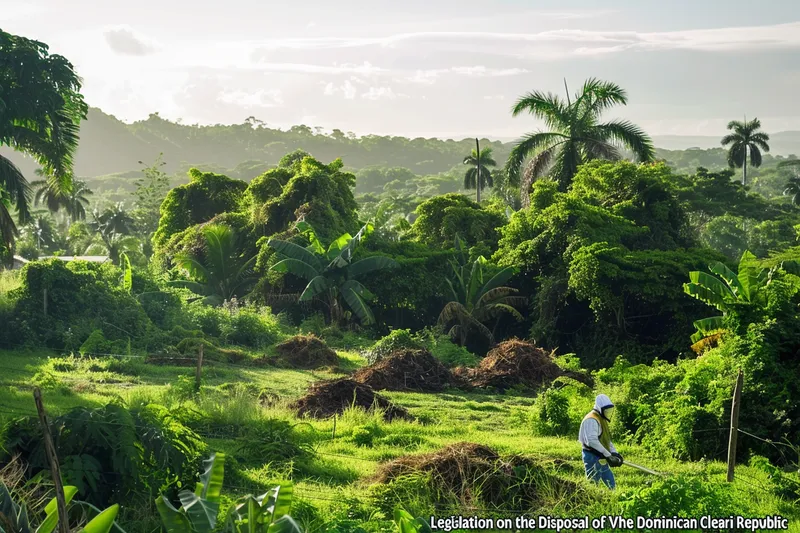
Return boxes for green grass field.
[1,348,798,532]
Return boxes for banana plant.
[267,221,398,326]
[226,484,301,533]
[156,453,225,533]
[683,250,777,350]
[0,482,121,533]
[393,508,431,533]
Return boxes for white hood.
[594,394,614,412]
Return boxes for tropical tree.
[92,203,134,235]
[0,29,88,254]
[506,78,655,206]
[683,250,774,352]
[463,139,496,203]
[267,221,398,326]
[169,224,257,305]
[22,212,57,251]
[438,237,526,346]
[32,173,92,221]
[90,227,141,265]
[720,117,770,187]
[784,177,800,205]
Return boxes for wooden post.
[33,387,70,533]
[727,369,744,482]
[195,343,204,392]
[43,288,47,317]
[332,415,337,440]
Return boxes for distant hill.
[2,108,798,187]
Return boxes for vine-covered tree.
[506,78,654,206]
[721,117,770,187]
[0,29,88,254]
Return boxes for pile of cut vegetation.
[353,349,452,392]
[274,334,338,369]
[457,339,590,390]
[290,378,413,421]
[372,442,576,509]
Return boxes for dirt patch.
[290,378,413,421]
[353,349,452,392]
[274,334,339,369]
[456,338,591,391]
[372,442,576,509]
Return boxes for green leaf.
[37,486,79,533]
[341,280,375,325]
[199,453,225,503]
[709,262,743,297]
[693,316,724,334]
[295,221,325,255]
[120,252,132,293]
[267,516,303,533]
[78,504,119,533]
[326,233,353,260]
[267,239,323,271]
[177,491,219,533]
[264,483,293,523]
[346,256,399,279]
[299,276,331,301]
[155,496,192,533]
[270,258,320,281]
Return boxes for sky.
[2,0,800,139]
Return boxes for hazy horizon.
[3,0,800,139]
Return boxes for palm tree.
[463,139,496,203]
[169,224,257,306]
[266,221,398,325]
[784,177,800,205]
[0,29,88,255]
[721,117,770,187]
[32,173,92,222]
[22,213,57,252]
[90,228,141,266]
[437,237,527,346]
[506,78,655,206]
[91,203,134,235]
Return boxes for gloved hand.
[612,452,624,465]
[606,454,623,467]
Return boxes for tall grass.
[0,270,21,313]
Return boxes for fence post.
[43,288,47,317]
[727,368,744,482]
[33,387,70,533]
[332,414,337,440]
[195,343,204,392]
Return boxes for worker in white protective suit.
[578,394,623,489]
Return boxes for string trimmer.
[623,460,665,476]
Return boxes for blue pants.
[582,450,616,489]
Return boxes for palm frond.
[595,120,655,162]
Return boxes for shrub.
[364,329,424,365]
[619,474,744,520]
[221,307,280,348]
[531,387,573,436]
[79,329,129,356]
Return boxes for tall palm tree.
[91,203,134,235]
[463,139,496,203]
[506,78,655,206]
[721,117,770,187]
[90,228,141,266]
[169,224,257,306]
[0,29,88,255]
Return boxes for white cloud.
[103,26,159,56]
[483,94,506,101]
[323,78,359,99]
[361,87,407,101]
[402,66,528,84]
[218,88,283,107]
[247,21,800,59]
